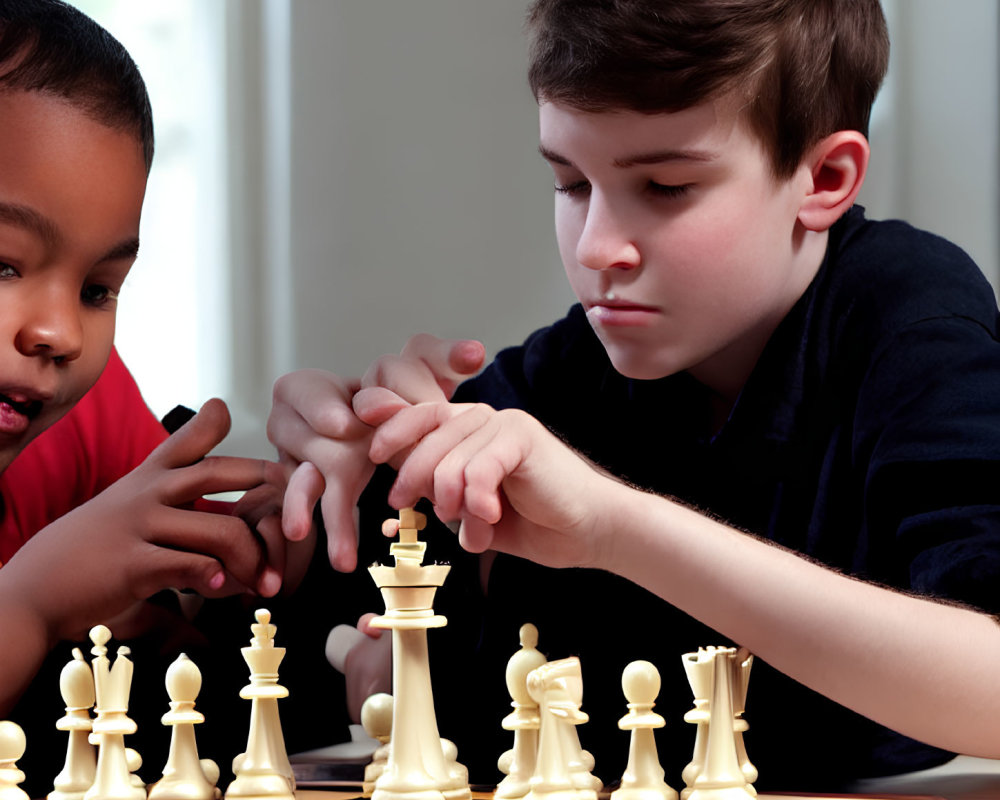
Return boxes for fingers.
[363,334,486,402]
[282,461,324,542]
[146,508,267,595]
[157,455,276,507]
[270,369,367,443]
[153,398,232,468]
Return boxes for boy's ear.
[796,130,870,232]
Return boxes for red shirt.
[0,348,168,564]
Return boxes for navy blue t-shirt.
[416,206,1000,792]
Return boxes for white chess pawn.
[148,654,220,800]
[495,623,546,799]
[362,693,393,797]
[49,649,97,800]
[0,721,30,800]
[610,661,677,800]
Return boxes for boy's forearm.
[0,580,55,717]
[601,485,1000,757]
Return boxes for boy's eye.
[0,262,19,279]
[81,283,120,308]
[554,180,590,196]
[648,181,691,198]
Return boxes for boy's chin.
[604,350,676,381]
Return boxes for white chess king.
[368,508,470,800]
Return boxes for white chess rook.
[368,508,470,800]
[684,648,755,800]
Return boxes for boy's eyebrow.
[0,201,139,262]
[538,145,717,168]
[0,201,59,246]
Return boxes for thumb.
[401,334,485,397]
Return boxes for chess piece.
[683,648,755,800]
[0,721,29,800]
[524,657,599,800]
[610,661,677,800]
[84,626,146,800]
[49,648,97,800]
[361,693,393,797]
[225,609,295,800]
[148,654,220,800]
[368,508,471,800]
[495,623,547,799]
[731,651,756,789]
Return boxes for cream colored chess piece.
[148,654,220,800]
[49,648,97,800]
[610,661,677,800]
[225,609,295,800]
[682,648,755,800]
[0,721,29,800]
[84,625,146,800]
[368,508,470,800]
[524,657,599,800]
[361,693,393,797]
[496,623,547,799]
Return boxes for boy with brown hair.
[270,0,1000,791]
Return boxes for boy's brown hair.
[526,0,889,179]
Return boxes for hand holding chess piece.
[610,661,677,800]
[148,654,220,800]
[0,721,29,800]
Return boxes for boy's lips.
[586,298,661,326]
[0,391,44,436]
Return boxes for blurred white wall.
[98,0,997,458]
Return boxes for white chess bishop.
[495,623,547,800]
[48,649,97,800]
[368,508,470,800]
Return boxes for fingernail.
[209,571,225,590]
[260,568,282,597]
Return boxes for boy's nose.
[17,290,84,363]
[575,196,641,272]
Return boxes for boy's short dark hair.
[526,0,889,179]
[0,0,154,171]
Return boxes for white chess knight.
[681,647,756,800]
[368,508,470,800]
[524,656,601,800]
[226,609,295,800]
[496,623,547,800]
[48,649,97,800]
[147,654,220,800]
[610,661,677,800]
[84,625,146,800]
